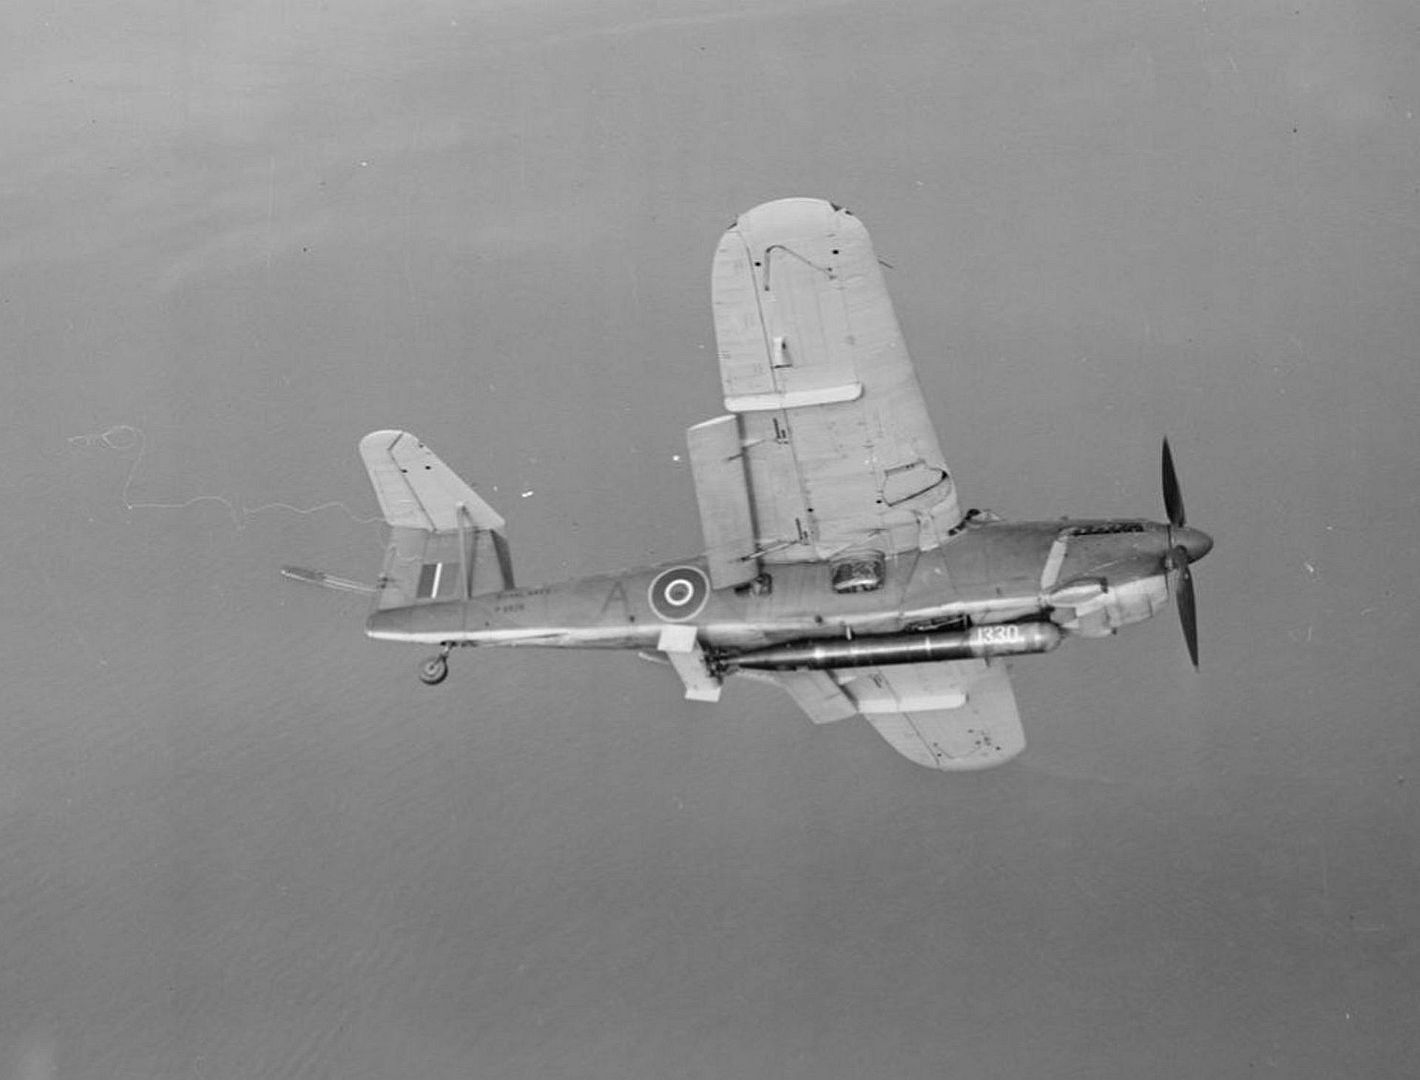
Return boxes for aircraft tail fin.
[358,430,514,608]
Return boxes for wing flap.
[359,431,514,606]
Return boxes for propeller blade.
[1173,550,1199,668]
[1162,438,1186,528]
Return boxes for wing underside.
[756,659,1026,771]
[693,198,961,578]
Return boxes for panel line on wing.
[762,243,834,290]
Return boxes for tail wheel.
[419,654,449,686]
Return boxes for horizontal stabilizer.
[359,430,515,604]
[359,430,504,533]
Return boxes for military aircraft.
[285,197,1212,770]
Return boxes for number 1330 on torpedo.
[285,198,1212,771]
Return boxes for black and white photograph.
[4,2,1418,1076]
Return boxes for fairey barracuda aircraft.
[285,198,1212,771]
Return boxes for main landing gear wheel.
[418,650,450,686]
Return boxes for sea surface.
[3,3,1418,1077]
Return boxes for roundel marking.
[648,565,710,622]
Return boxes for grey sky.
[3,2,1418,1077]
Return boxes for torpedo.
[725,622,1063,672]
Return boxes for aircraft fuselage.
[365,516,1213,660]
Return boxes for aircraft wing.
[698,198,961,577]
[758,660,1026,771]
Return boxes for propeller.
[1161,438,1206,668]
[1162,438,1186,530]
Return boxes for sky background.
[3,1,1418,1077]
